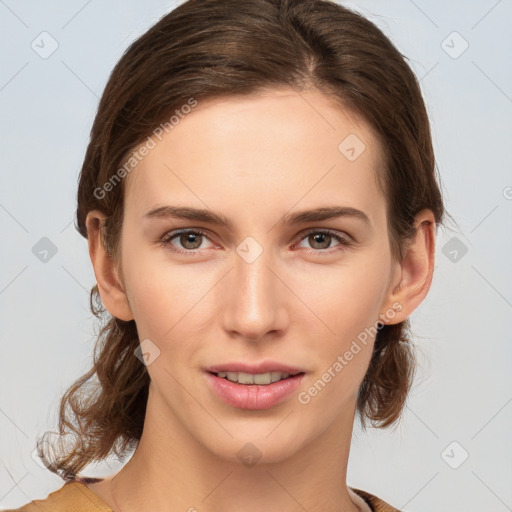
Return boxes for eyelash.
[158,228,353,256]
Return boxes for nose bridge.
[222,238,285,338]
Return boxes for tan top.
[4,480,402,512]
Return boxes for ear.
[85,210,134,321]
[379,209,436,325]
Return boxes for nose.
[220,243,289,342]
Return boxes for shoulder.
[2,481,113,512]
[6,481,399,512]
[350,486,403,512]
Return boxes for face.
[112,88,402,463]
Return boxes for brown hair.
[38,0,451,480]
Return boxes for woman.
[8,0,447,510]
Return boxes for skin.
[85,87,436,512]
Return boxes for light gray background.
[1,1,511,510]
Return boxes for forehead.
[123,88,386,226]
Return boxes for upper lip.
[206,361,306,375]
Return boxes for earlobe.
[85,210,134,321]
[379,209,436,325]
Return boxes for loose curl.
[37,0,450,480]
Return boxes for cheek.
[121,243,219,342]
[297,254,389,338]
[296,274,381,410]
[120,241,178,337]
[293,254,388,394]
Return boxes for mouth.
[206,370,306,409]
[208,370,305,386]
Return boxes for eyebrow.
[143,205,372,230]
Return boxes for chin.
[197,425,307,467]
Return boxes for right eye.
[159,229,215,254]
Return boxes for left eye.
[296,230,352,251]
[159,229,351,254]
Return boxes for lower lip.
[206,372,305,410]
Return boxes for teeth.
[216,371,293,385]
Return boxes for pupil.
[182,233,201,249]
[311,233,330,249]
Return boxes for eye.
[159,228,353,255]
[159,229,214,255]
[295,229,353,253]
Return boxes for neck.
[101,388,363,512]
